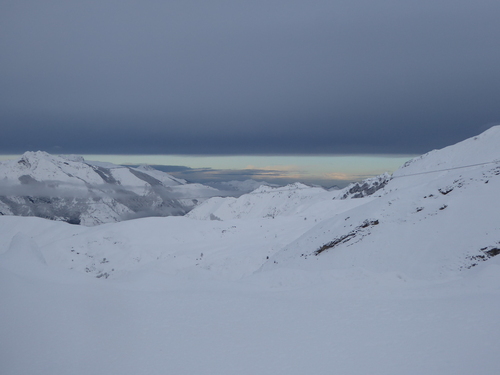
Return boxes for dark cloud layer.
[1,1,500,155]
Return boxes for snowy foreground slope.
[2,127,500,374]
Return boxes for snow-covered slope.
[187,173,396,222]
[1,127,500,375]
[0,152,220,225]
[395,125,500,177]
[187,182,370,222]
[260,126,500,280]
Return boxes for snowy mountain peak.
[204,179,278,194]
[20,150,51,160]
[252,182,312,194]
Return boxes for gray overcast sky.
[1,0,500,155]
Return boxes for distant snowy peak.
[252,182,312,193]
[205,179,278,194]
[2,151,185,189]
[187,182,341,221]
[11,151,103,185]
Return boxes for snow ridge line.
[393,160,500,179]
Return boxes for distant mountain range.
[2,125,500,234]
[0,152,222,225]
[0,151,389,225]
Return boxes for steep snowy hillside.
[395,125,500,177]
[261,126,500,280]
[0,152,220,225]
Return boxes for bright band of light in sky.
[0,154,415,186]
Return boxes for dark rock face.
[461,246,500,269]
[127,168,163,186]
[91,166,120,185]
[314,219,380,255]
[0,195,84,224]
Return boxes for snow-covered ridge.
[0,151,221,225]
[394,125,500,177]
[204,179,278,194]
[187,174,393,222]
[186,182,361,221]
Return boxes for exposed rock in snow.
[338,173,391,199]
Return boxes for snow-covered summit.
[2,151,184,189]
[9,151,104,185]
